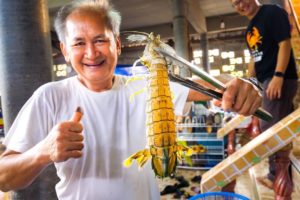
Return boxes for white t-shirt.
[4,75,189,200]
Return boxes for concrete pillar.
[172,0,191,77]
[0,0,58,199]
[200,33,210,72]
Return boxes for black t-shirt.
[245,4,298,82]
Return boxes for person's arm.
[0,119,83,192]
[186,78,214,102]
[247,58,256,78]
[266,39,291,100]
[0,144,52,191]
[187,76,262,116]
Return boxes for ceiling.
[46,0,254,57]
[47,0,274,54]
[47,0,240,34]
[109,0,237,31]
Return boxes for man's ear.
[60,42,70,63]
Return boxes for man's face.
[231,0,259,19]
[60,10,121,91]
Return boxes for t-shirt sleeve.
[170,82,189,115]
[3,88,54,153]
[269,5,291,43]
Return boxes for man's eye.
[95,39,108,44]
[73,42,85,46]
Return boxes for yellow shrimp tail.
[177,144,193,156]
[176,142,191,161]
[177,144,206,156]
[152,150,177,178]
[123,149,151,168]
[123,158,134,167]
[183,155,193,167]
[176,145,193,166]
[186,149,194,156]
[176,150,183,164]
[190,145,206,154]
[176,143,206,167]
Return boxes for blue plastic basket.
[189,192,250,200]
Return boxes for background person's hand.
[266,76,283,100]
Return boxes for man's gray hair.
[54,0,121,43]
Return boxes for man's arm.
[0,145,52,192]
[266,39,291,100]
[276,39,291,73]
[0,119,84,192]
[186,78,214,102]
[248,58,256,77]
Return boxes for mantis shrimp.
[123,32,205,178]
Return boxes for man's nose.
[85,44,98,59]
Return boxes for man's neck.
[248,3,262,20]
[77,75,115,92]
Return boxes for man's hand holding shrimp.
[188,77,262,116]
[219,78,262,115]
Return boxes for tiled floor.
[158,154,300,200]
[157,168,255,200]
[157,137,300,200]
[158,169,204,200]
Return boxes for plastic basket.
[189,192,250,200]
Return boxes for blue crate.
[189,192,250,200]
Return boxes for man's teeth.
[85,61,104,66]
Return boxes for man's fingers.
[233,85,261,115]
[277,89,282,99]
[51,142,84,162]
[234,91,256,115]
[70,107,83,122]
[68,123,83,132]
[248,96,262,115]
[221,78,262,115]
[67,132,84,142]
[48,108,85,163]
[222,78,241,111]
[65,142,84,151]
[60,150,83,160]
[221,88,237,111]
[68,150,83,158]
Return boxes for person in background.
[230,0,298,190]
[0,0,263,199]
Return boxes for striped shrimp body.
[123,33,205,178]
[147,57,177,177]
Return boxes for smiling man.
[0,0,263,199]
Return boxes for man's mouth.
[84,60,105,67]
[240,4,249,13]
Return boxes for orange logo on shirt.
[246,27,262,51]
